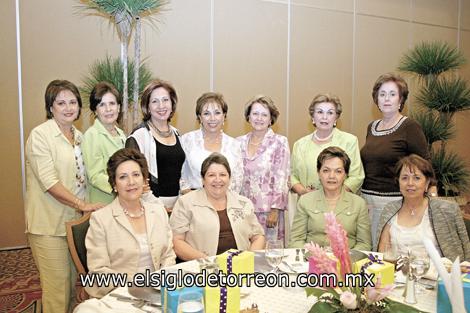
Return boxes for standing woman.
[126,79,185,213]
[291,94,364,196]
[82,82,126,204]
[361,73,432,247]
[25,80,103,313]
[180,92,243,193]
[237,95,290,242]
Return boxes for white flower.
[340,291,358,310]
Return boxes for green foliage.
[432,148,470,196]
[410,110,454,147]
[398,41,465,77]
[80,55,153,107]
[78,0,167,20]
[416,77,470,113]
[399,41,470,195]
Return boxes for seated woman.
[289,146,371,250]
[376,154,470,261]
[85,148,176,298]
[170,153,265,260]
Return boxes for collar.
[315,187,350,214]
[192,189,244,211]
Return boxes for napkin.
[423,237,466,313]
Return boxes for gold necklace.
[149,121,172,138]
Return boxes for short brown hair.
[394,154,436,187]
[89,82,122,123]
[45,80,82,120]
[107,148,149,193]
[372,73,409,112]
[140,79,178,122]
[195,92,228,122]
[317,146,351,175]
[244,95,280,126]
[200,152,231,178]
[308,93,343,119]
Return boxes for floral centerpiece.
[305,212,427,313]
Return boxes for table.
[74,249,437,313]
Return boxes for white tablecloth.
[74,249,437,313]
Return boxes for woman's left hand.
[267,208,279,228]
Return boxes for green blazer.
[289,188,371,250]
[82,119,126,204]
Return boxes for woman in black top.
[126,79,185,213]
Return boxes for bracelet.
[74,198,83,210]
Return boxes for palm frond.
[77,0,167,18]
[398,41,465,77]
[80,55,154,108]
[410,109,455,147]
[432,148,470,196]
[415,77,470,113]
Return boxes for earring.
[333,122,337,127]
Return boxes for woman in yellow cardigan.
[289,146,371,250]
[25,80,103,313]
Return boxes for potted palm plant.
[77,0,168,131]
[80,55,154,131]
[398,41,470,199]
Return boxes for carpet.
[0,248,41,313]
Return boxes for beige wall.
[1,0,470,248]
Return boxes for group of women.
[25,73,470,312]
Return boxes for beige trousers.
[28,234,77,313]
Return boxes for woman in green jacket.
[82,82,126,204]
[289,146,371,250]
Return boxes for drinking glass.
[265,239,284,273]
[383,243,399,264]
[410,250,431,294]
[177,291,204,313]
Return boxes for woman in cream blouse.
[170,153,265,260]
[85,148,175,298]
[25,80,103,313]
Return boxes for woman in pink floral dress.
[237,95,290,242]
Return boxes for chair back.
[66,213,91,274]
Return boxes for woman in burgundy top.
[360,73,433,248]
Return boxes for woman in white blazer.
[85,148,176,298]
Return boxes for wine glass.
[177,291,204,313]
[265,239,284,273]
[410,250,431,294]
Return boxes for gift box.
[205,286,240,313]
[353,256,394,286]
[161,286,204,313]
[216,249,254,275]
[437,273,470,313]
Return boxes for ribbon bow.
[360,253,384,275]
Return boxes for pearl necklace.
[313,130,333,142]
[123,206,145,218]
